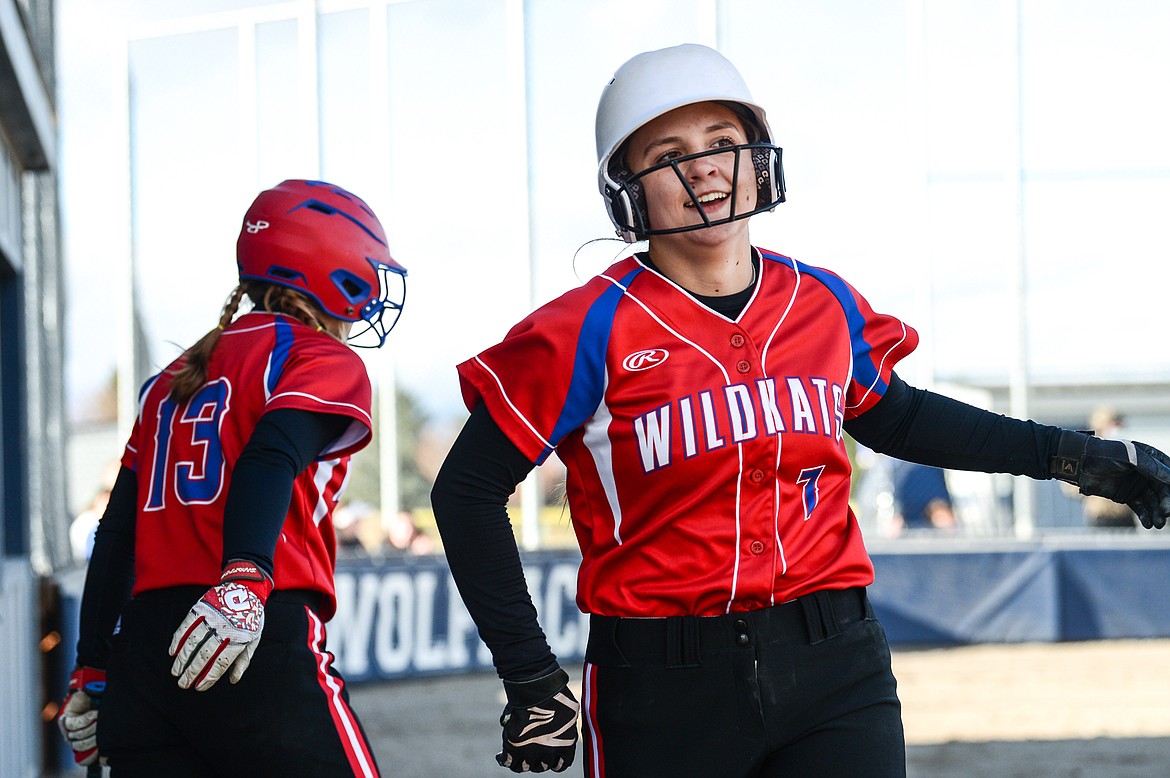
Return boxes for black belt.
[587,587,873,668]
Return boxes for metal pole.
[368,1,401,528]
[1003,0,1034,538]
[117,25,135,444]
[511,0,540,550]
[904,0,935,390]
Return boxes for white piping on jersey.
[138,373,162,415]
[599,270,750,614]
[262,351,275,403]
[336,461,351,503]
[581,371,624,545]
[267,390,374,430]
[845,321,913,412]
[219,317,284,336]
[126,372,165,459]
[600,270,734,380]
[312,458,341,526]
[758,258,801,586]
[471,356,555,452]
[222,316,290,402]
[845,352,856,418]
[633,251,763,325]
[306,608,379,778]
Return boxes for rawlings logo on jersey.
[622,349,669,372]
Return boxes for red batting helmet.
[237,179,406,348]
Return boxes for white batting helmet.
[596,43,786,242]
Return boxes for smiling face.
[623,101,757,245]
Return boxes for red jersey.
[458,248,917,617]
[121,312,373,619]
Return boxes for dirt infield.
[894,639,1170,744]
[349,638,1170,777]
[893,639,1170,777]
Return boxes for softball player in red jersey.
[430,44,1170,777]
[57,180,406,777]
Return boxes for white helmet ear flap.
[610,187,640,243]
[774,148,787,205]
[755,146,786,210]
[602,164,647,243]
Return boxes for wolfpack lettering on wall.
[331,553,588,682]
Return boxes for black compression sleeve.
[221,408,352,575]
[76,465,137,670]
[430,403,557,681]
[844,373,1061,479]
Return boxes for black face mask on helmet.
[605,142,786,240]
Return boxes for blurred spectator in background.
[334,501,434,556]
[69,460,120,562]
[333,500,374,556]
[385,510,434,555]
[70,488,109,563]
[890,461,958,535]
[853,451,961,537]
[1076,406,1139,530]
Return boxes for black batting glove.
[1050,431,1170,529]
[497,665,579,773]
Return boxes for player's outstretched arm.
[497,665,580,773]
[1049,431,1170,529]
[847,373,1170,531]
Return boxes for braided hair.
[168,281,342,404]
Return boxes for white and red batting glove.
[497,666,580,773]
[169,560,273,691]
[57,666,106,766]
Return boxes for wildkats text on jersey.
[633,375,846,473]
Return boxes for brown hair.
[168,281,343,404]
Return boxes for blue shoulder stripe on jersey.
[759,249,888,395]
[139,370,165,402]
[268,316,294,394]
[543,266,643,459]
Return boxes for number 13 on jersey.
[144,379,232,510]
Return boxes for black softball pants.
[581,587,906,777]
[98,586,381,777]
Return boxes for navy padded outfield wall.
[866,538,1170,644]
[322,538,1170,682]
[56,537,1170,686]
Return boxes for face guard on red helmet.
[237,179,406,348]
[596,44,786,243]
